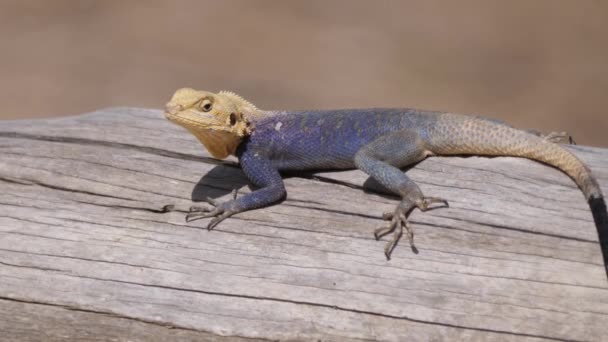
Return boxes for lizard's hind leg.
[354,130,449,259]
[525,129,576,145]
[543,131,576,145]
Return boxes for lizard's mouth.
[164,104,221,130]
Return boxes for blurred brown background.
[1,0,607,146]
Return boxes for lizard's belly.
[263,124,377,170]
[272,156,356,171]
[269,143,359,171]
[245,130,366,171]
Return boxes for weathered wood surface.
[0,107,607,342]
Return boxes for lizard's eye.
[199,99,213,112]
[229,113,237,126]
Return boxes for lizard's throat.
[187,128,242,159]
[165,111,244,159]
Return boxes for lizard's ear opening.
[229,112,252,137]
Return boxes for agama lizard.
[165,88,608,277]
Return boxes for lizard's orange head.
[165,88,259,159]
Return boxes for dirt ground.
[1,0,606,146]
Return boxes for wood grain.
[0,108,606,341]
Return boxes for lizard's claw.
[374,210,413,260]
[186,190,240,230]
[375,196,448,259]
[186,203,236,230]
[185,203,221,223]
[416,197,449,211]
[206,211,235,230]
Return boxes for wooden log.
[0,107,606,341]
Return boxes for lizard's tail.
[427,114,608,277]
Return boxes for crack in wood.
[0,131,238,167]
[3,176,136,201]
[0,297,269,341]
[434,214,597,244]
[0,248,191,275]
[1,150,200,184]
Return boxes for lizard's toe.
[204,197,221,206]
[206,211,235,230]
[189,205,210,212]
[375,195,448,259]
[378,211,414,260]
[375,206,416,259]
[374,216,398,240]
[189,197,222,211]
[186,198,238,229]
[186,207,223,223]
[187,197,223,219]
[382,211,393,220]
[417,196,449,212]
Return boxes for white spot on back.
[275,122,283,131]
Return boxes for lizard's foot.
[543,131,576,145]
[375,196,449,259]
[374,209,411,260]
[186,190,239,230]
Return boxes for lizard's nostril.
[165,103,182,114]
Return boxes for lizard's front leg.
[354,130,448,259]
[187,150,286,230]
